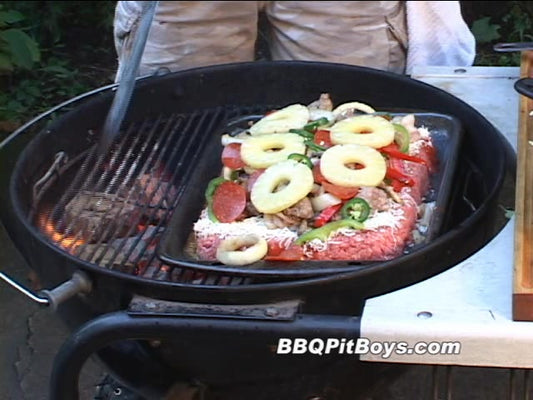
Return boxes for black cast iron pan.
[157,110,463,278]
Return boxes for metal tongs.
[98,1,159,154]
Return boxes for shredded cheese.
[418,126,431,138]
[194,211,297,247]
[364,208,405,230]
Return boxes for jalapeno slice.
[295,219,364,245]
[289,128,314,139]
[341,197,371,222]
[393,123,410,153]
[288,153,313,169]
[304,140,326,152]
[303,117,330,132]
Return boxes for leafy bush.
[463,1,533,66]
[0,4,40,71]
[0,1,115,135]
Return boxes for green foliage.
[502,3,533,42]
[469,1,533,67]
[4,1,115,47]
[0,4,40,72]
[471,17,501,44]
[0,1,115,133]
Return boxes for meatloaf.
[192,96,438,265]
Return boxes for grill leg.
[526,369,531,400]
[509,369,533,400]
[432,365,453,400]
[510,369,518,400]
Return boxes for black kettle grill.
[0,61,515,399]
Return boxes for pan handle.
[0,270,92,310]
[515,78,533,99]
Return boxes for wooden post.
[513,51,533,321]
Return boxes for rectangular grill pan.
[158,109,463,279]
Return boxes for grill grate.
[34,106,267,285]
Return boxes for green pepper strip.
[295,219,364,245]
[303,117,330,132]
[392,123,410,153]
[305,140,326,152]
[288,153,313,169]
[289,128,314,139]
[205,177,227,222]
[341,197,371,222]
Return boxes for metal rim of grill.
[3,61,511,305]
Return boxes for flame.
[39,214,85,251]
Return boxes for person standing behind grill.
[113,1,475,81]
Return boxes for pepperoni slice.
[212,181,247,223]
[221,143,246,170]
[321,181,360,200]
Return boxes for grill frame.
[1,61,512,313]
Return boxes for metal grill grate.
[33,106,267,285]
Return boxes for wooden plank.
[513,51,533,321]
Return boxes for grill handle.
[0,270,92,310]
[50,310,361,400]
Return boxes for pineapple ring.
[329,115,395,148]
[332,101,376,118]
[216,235,268,265]
[320,144,386,187]
[251,159,314,214]
[249,104,310,135]
[240,133,306,169]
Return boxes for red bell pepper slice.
[314,203,343,227]
[265,244,304,261]
[386,166,414,187]
[379,143,427,165]
[314,129,333,148]
[391,180,404,192]
[312,163,327,184]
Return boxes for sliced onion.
[308,109,335,124]
[311,183,322,195]
[418,201,435,232]
[221,133,248,146]
[311,192,342,212]
[222,166,234,180]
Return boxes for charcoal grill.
[0,61,514,399]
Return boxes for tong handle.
[98,1,159,153]
[494,42,533,52]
